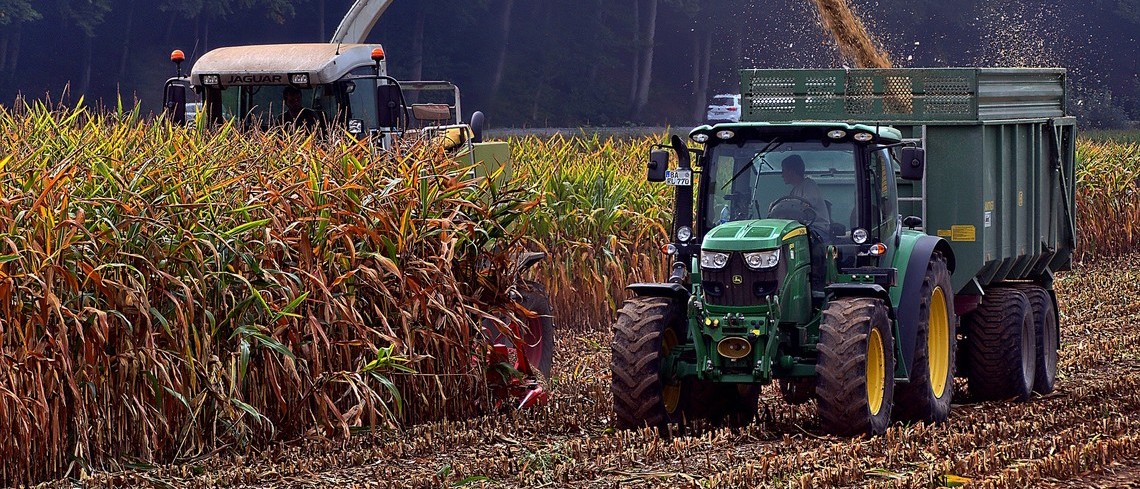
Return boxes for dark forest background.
[1,0,1138,127]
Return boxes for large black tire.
[611,297,695,430]
[1020,286,1059,394]
[894,252,957,423]
[779,377,817,405]
[517,280,555,378]
[815,297,895,437]
[964,288,1036,401]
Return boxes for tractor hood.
[702,219,806,252]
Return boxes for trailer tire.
[611,297,693,431]
[964,288,1036,402]
[894,252,957,423]
[816,297,895,437]
[1020,286,1059,394]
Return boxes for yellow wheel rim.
[929,286,950,398]
[661,329,681,414]
[867,328,885,416]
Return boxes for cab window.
[868,149,898,240]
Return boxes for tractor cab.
[699,124,905,273]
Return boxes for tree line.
[1,0,1138,127]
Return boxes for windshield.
[205,80,383,133]
[703,139,857,236]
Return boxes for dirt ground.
[50,256,1140,488]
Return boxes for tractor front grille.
[702,252,785,307]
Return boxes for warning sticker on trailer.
[951,225,976,242]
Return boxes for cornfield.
[3,102,1140,487]
[509,134,672,330]
[0,101,540,485]
[1074,138,1140,260]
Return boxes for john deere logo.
[732,275,743,285]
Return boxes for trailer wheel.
[894,252,957,423]
[1020,286,1059,394]
[611,297,693,430]
[964,288,1036,401]
[815,297,894,437]
[779,377,816,405]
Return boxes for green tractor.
[612,68,1074,436]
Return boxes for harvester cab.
[614,68,1073,437]
[161,44,510,183]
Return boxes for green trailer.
[611,68,1075,436]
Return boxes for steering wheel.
[767,195,818,225]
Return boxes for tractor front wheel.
[611,297,693,431]
[894,252,957,423]
[815,297,895,437]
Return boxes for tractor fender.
[627,282,690,302]
[825,284,894,314]
[895,235,956,376]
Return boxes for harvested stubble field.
[53,254,1140,488]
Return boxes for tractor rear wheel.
[964,288,1036,401]
[611,297,694,430]
[1020,286,1059,394]
[815,297,895,437]
[894,252,957,423]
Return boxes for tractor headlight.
[676,226,693,243]
[700,250,730,269]
[743,249,781,269]
[852,228,870,244]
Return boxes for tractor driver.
[281,86,321,130]
[774,154,831,229]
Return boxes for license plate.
[665,169,692,186]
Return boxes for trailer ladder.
[897,125,928,231]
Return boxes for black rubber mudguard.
[626,282,690,301]
[896,236,955,375]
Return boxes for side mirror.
[163,80,187,126]
[376,84,405,129]
[899,147,926,181]
[648,150,669,182]
[470,111,485,143]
